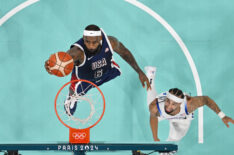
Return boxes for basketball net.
[55,79,105,144]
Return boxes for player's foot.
[64,96,77,116]
[144,66,157,84]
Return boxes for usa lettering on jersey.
[92,58,107,70]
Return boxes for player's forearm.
[119,48,142,74]
[204,96,221,114]
[150,115,159,141]
[66,47,84,65]
[204,96,234,127]
[67,49,78,62]
[110,37,142,74]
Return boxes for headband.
[83,30,101,36]
[167,92,184,103]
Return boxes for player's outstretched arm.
[187,96,234,127]
[149,99,160,141]
[108,36,151,90]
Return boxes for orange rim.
[54,79,105,130]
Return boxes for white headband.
[167,92,184,103]
[83,30,101,36]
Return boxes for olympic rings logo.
[72,132,87,140]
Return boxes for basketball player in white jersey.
[145,66,234,142]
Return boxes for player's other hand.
[139,71,151,90]
[44,60,53,75]
[222,116,234,128]
[154,137,160,142]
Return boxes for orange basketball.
[48,52,74,77]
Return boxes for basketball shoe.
[64,96,77,116]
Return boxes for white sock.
[144,66,157,106]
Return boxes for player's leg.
[167,119,192,142]
[144,66,157,106]
[65,73,94,116]
[158,119,192,155]
[64,61,120,116]
[64,73,77,116]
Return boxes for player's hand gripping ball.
[48,52,74,77]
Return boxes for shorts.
[70,62,121,95]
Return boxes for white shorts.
[167,118,192,142]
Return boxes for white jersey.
[156,92,194,120]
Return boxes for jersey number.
[94,69,103,78]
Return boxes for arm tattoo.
[187,96,206,113]
[187,96,221,114]
[203,96,221,114]
[108,36,142,73]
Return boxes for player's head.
[83,24,102,54]
[165,88,184,114]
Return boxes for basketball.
[48,52,74,77]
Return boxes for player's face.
[83,36,102,52]
[165,98,180,114]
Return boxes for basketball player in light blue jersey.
[145,66,234,144]
[45,24,150,116]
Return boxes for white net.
[55,80,105,129]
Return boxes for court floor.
[0,0,234,154]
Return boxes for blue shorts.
[70,64,121,95]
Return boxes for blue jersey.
[71,29,115,82]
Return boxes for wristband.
[218,111,226,119]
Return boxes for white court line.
[0,0,40,26]
[125,0,203,143]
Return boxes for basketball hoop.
[54,79,105,144]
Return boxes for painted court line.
[125,0,203,143]
[0,0,39,26]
